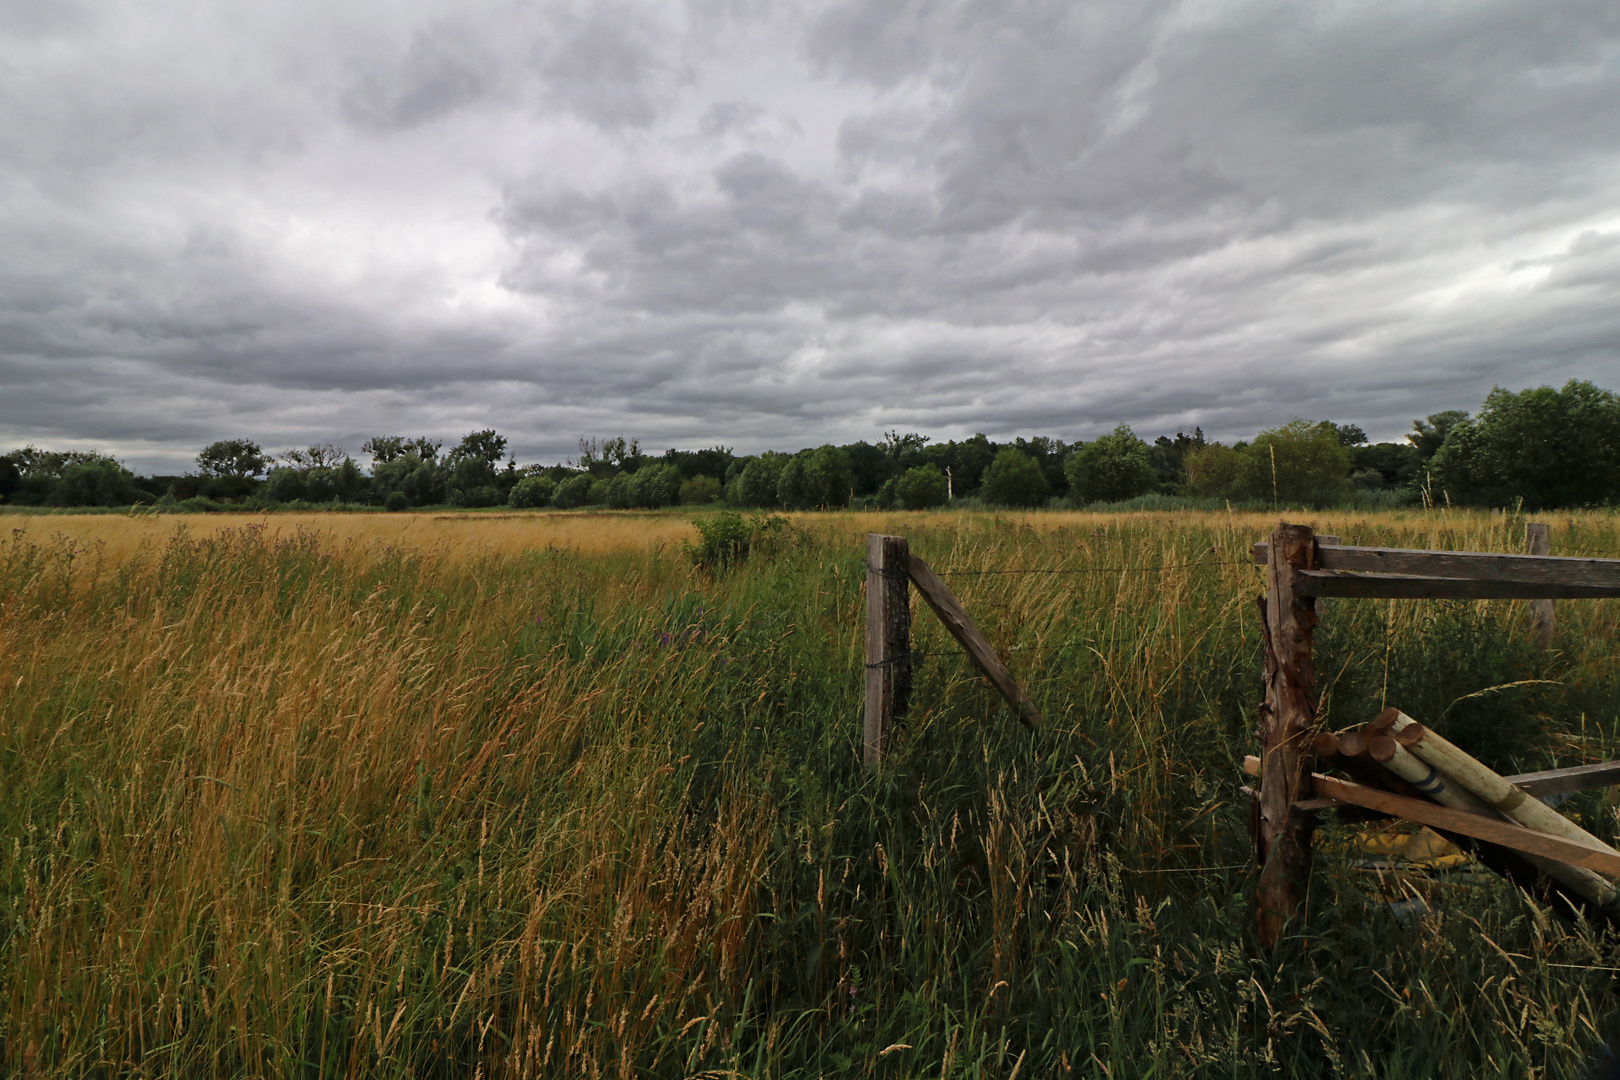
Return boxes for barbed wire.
[860,555,1253,669]
[865,556,1252,580]
[937,557,1252,576]
[865,639,1101,668]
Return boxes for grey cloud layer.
[2,0,1618,472]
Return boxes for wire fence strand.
[859,555,1256,669]
[934,557,1253,576]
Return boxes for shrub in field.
[980,447,1049,508]
[586,477,614,505]
[552,472,593,508]
[371,451,445,507]
[776,455,805,509]
[685,511,785,568]
[733,452,787,508]
[798,444,853,508]
[599,474,631,509]
[263,467,306,503]
[627,463,681,508]
[1233,419,1353,506]
[448,480,504,508]
[1066,425,1158,505]
[48,458,144,506]
[1184,442,1241,497]
[679,474,723,505]
[508,475,557,508]
[893,464,948,509]
[0,454,18,502]
[383,490,408,511]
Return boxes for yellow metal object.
[1327,823,1468,869]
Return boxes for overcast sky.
[3,0,1619,472]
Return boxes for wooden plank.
[1310,773,1620,877]
[1294,570,1620,600]
[864,534,912,766]
[1527,523,1556,645]
[1502,761,1620,798]
[1252,542,1620,587]
[1257,524,1318,950]
[904,554,1045,731]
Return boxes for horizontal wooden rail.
[1504,761,1620,798]
[1248,542,1620,601]
[1251,542,1620,586]
[1295,570,1620,600]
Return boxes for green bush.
[627,464,681,508]
[49,459,144,507]
[979,447,1049,508]
[799,445,853,509]
[893,464,948,509]
[1066,425,1158,505]
[552,473,593,509]
[679,475,723,505]
[600,475,631,509]
[383,491,409,512]
[1233,419,1352,506]
[684,512,786,569]
[733,453,786,508]
[508,475,557,508]
[1183,443,1241,497]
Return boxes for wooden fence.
[858,525,1620,949]
[1251,523,1620,947]
[863,533,1044,767]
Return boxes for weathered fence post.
[864,534,911,766]
[1527,522,1555,646]
[1257,523,1319,948]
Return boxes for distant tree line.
[3,380,1617,512]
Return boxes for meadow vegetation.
[3,507,1620,1077]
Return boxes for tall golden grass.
[2,507,1618,1076]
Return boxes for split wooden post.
[1257,523,1319,949]
[1527,522,1555,646]
[864,534,912,767]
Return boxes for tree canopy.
[1065,425,1158,505]
[8,382,1620,511]
[1429,381,1620,509]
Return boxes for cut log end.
[1393,722,1426,748]
[1368,707,1402,735]
[1368,734,1397,763]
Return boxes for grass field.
[4,507,1620,1077]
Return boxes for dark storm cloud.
[2,0,1619,473]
